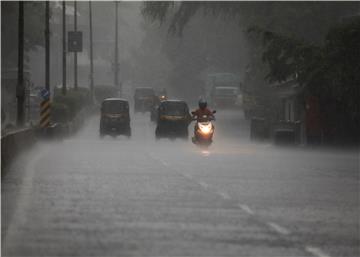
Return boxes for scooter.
[191,110,216,147]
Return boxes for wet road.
[2,110,359,256]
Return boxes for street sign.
[68,31,83,52]
[40,88,50,100]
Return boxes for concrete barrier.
[1,128,37,173]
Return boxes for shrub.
[52,87,93,125]
[51,102,70,123]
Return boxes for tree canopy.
[142,1,360,142]
[1,1,50,68]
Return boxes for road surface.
[2,109,359,256]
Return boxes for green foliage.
[142,1,360,142]
[321,18,360,127]
[248,26,323,86]
[142,2,173,25]
[142,2,358,41]
[51,102,70,123]
[53,87,91,122]
[1,1,51,67]
[252,18,360,141]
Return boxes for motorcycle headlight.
[199,123,212,134]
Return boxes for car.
[155,100,192,139]
[99,98,131,137]
[134,87,155,113]
[211,86,239,108]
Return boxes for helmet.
[198,98,207,110]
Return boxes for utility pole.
[39,0,52,129]
[62,1,67,95]
[89,1,94,101]
[17,1,25,127]
[45,1,50,92]
[114,1,120,96]
[74,0,78,90]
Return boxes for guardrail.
[1,105,98,175]
[1,128,37,173]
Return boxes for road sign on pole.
[40,88,50,100]
[68,31,82,52]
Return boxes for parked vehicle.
[100,98,131,137]
[155,100,191,139]
[134,87,155,113]
[191,111,216,147]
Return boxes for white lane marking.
[267,222,291,236]
[218,191,231,200]
[238,204,255,215]
[183,173,193,180]
[198,181,209,189]
[148,154,196,182]
[160,160,168,166]
[148,154,169,167]
[305,246,331,257]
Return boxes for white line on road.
[238,204,255,215]
[305,246,331,257]
[160,160,169,166]
[267,222,291,236]
[218,191,231,200]
[183,173,193,180]
[198,181,210,189]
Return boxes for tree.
[141,2,358,85]
[1,1,50,69]
[141,2,359,142]
[250,18,360,142]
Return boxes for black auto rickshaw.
[134,87,155,113]
[100,98,131,137]
[155,100,191,139]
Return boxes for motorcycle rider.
[191,98,215,144]
[192,98,215,121]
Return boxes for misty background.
[2,1,249,101]
[1,1,359,143]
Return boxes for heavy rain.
[1,1,359,257]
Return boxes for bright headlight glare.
[199,124,212,134]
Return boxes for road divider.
[1,128,36,173]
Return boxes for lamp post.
[45,1,50,92]
[114,1,120,95]
[74,0,78,90]
[62,0,67,95]
[17,1,25,127]
[89,1,94,101]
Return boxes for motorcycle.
[191,110,216,147]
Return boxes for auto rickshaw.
[155,100,191,139]
[100,98,131,137]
